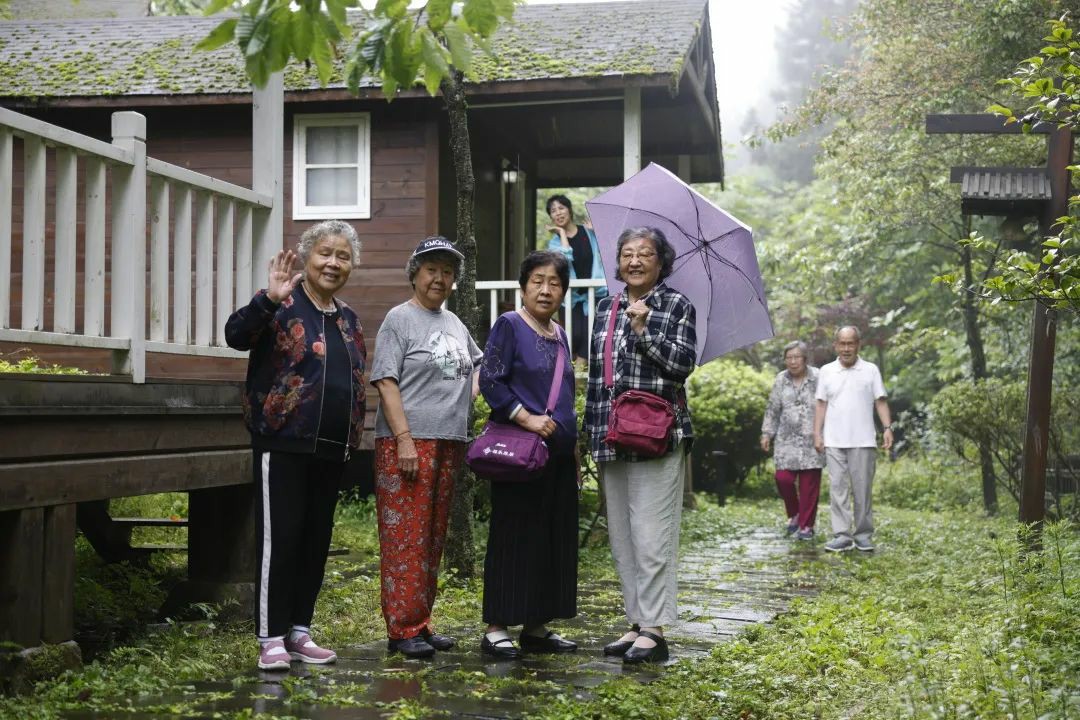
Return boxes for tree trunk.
[441,70,480,578]
[960,240,998,515]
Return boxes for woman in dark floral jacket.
[225,220,366,672]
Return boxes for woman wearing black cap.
[369,236,483,658]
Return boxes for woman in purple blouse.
[478,250,580,659]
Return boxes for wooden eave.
[0,73,679,110]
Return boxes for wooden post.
[22,135,45,331]
[1019,126,1072,528]
[149,177,170,343]
[624,86,642,180]
[84,158,106,337]
[0,508,45,647]
[252,73,284,289]
[110,112,147,382]
[41,504,75,643]
[0,128,10,329]
[54,149,77,334]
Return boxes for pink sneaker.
[258,639,291,671]
[286,633,337,664]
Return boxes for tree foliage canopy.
[197,0,518,93]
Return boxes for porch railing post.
[110,111,147,382]
[252,73,284,293]
[0,128,11,329]
[22,135,46,331]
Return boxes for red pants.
[775,468,822,529]
[374,437,463,640]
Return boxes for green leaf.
[986,103,1014,118]
[311,17,334,86]
[201,0,236,15]
[420,30,449,76]
[195,18,237,51]
[426,0,453,31]
[462,0,498,37]
[290,11,315,61]
[375,0,408,19]
[244,14,272,58]
[387,20,421,91]
[442,19,471,74]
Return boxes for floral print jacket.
[225,288,367,454]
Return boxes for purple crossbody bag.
[466,327,567,482]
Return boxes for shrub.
[687,359,774,487]
[930,377,1080,520]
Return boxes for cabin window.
[292,113,371,220]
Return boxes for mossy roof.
[0,0,706,100]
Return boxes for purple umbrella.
[585,163,773,364]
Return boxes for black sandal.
[622,630,669,664]
[480,634,521,660]
[602,623,640,657]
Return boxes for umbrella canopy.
[585,163,773,364]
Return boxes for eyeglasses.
[619,251,657,262]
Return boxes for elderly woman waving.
[585,226,697,665]
[478,250,580,660]
[761,341,824,540]
[225,220,366,672]
[370,236,482,659]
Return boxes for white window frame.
[292,113,371,220]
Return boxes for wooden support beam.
[683,57,717,138]
[1019,125,1072,530]
[624,87,642,180]
[41,504,75,643]
[0,449,251,510]
[0,508,44,647]
[926,113,1053,134]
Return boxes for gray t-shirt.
[371,301,483,441]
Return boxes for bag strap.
[603,293,621,390]
[544,326,567,415]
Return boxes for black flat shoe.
[480,635,521,660]
[519,631,577,653]
[622,631,669,664]
[387,635,436,658]
[421,628,456,651]
[603,624,640,657]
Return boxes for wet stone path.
[68,528,819,719]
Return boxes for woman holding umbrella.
[584,226,697,664]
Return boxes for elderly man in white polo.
[813,326,893,552]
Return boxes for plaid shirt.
[584,283,697,463]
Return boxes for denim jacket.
[225,287,367,454]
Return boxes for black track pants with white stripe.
[254,449,344,639]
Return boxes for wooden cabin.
[0,0,724,651]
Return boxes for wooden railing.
[475,278,607,359]
[0,106,278,382]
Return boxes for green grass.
[2,456,1077,719]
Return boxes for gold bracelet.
[395,430,411,440]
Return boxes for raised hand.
[266,249,302,304]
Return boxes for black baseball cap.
[412,236,465,261]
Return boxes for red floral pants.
[374,437,463,640]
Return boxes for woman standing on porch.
[370,237,483,659]
[225,220,367,672]
[545,194,608,363]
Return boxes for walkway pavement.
[65,527,819,719]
